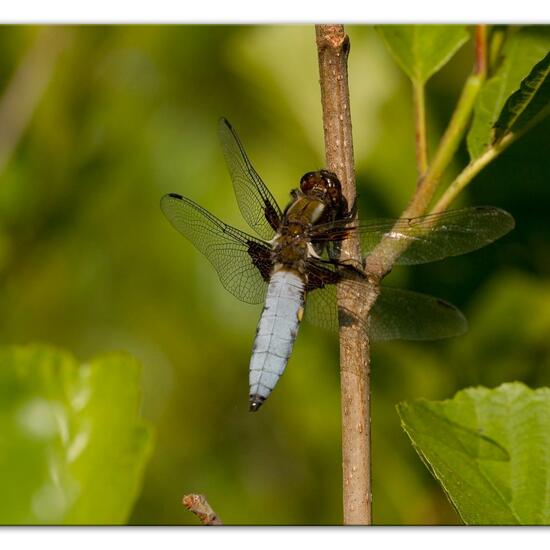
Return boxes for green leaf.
[493,51,550,142]
[468,27,550,159]
[376,25,469,84]
[0,345,153,525]
[398,383,550,525]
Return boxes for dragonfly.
[161,118,515,412]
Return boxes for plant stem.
[489,25,507,73]
[431,108,549,213]
[430,145,502,214]
[365,28,488,277]
[474,25,488,78]
[413,81,428,177]
[405,73,484,216]
[316,24,373,525]
[182,494,223,525]
[405,24,487,218]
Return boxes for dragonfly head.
[300,170,346,210]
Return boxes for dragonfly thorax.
[283,194,326,225]
[271,231,309,275]
[271,193,332,275]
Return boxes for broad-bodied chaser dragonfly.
[161,119,514,412]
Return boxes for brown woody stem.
[475,25,488,78]
[182,494,223,525]
[316,24,373,525]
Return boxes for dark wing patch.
[247,240,272,282]
[160,193,272,304]
[305,259,341,292]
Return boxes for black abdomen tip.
[249,395,265,412]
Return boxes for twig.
[431,106,550,213]
[316,24,373,526]
[488,26,507,73]
[0,27,70,177]
[413,81,428,177]
[474,25,488,78]
[405,73,484,214]
[365,25,488,277]
[182,494,223,525]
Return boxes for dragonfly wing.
[306,282,373,333]
[304,261,341,332]
[304,264,369,333]
[305,282,340,332]
[218,118,283,240]
[371,287,467,341]
[304,274,467,341]
[309,206,515,265]
[161,193,272,304]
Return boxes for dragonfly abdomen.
[248,269,305,412]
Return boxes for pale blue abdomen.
[249,269,305,411]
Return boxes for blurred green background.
[0,25,549,525]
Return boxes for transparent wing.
[304,283,341,332]
[218,118,283,240]
[308,206,515,265]
[305,279,363,333]
[160,193,272,304]
[303,261,343,332]
[370,287,467,341]
[305,279,467,341]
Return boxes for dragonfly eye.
[300,170,345,208]
[299,172,319,193]
[319,170,341,190]
[318,170,344,207]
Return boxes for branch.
[316,24,373,526]
[431,106,549,213]
[488,26,507,73]
[474,25,488,78]
[413,81,428,177]
[182,494,223,525]
[365,25,488,277]
[0,28,70,177]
